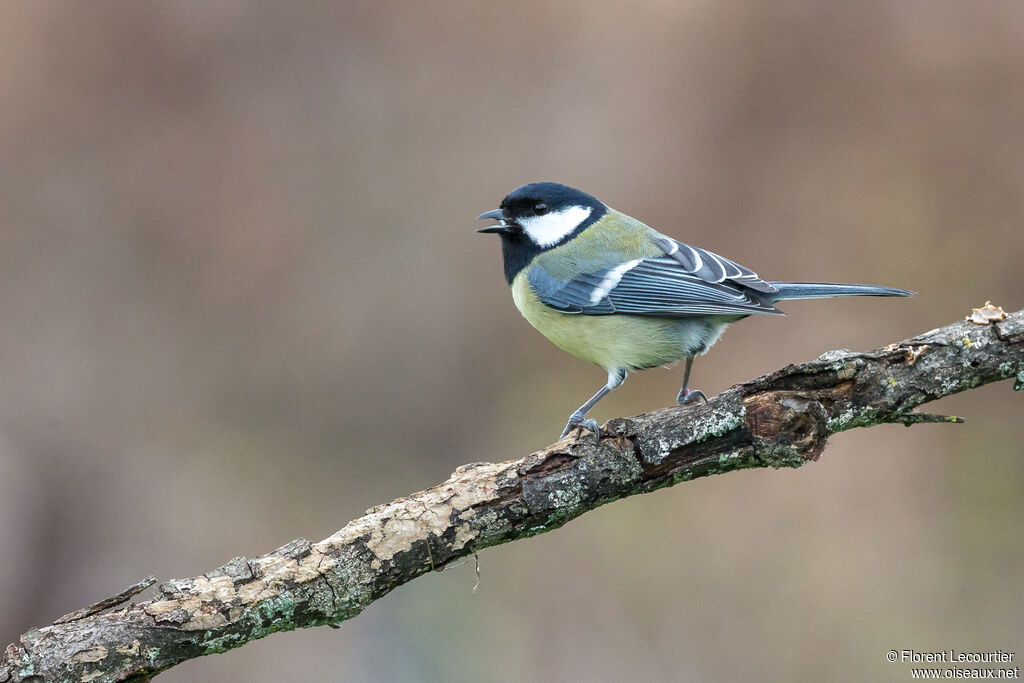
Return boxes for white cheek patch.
[590,259,642,304]
[518,205,593,248]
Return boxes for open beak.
[476,208,512,234]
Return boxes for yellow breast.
[510,271,717,372]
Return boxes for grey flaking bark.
[2,308,1022,683]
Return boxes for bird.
[477,182,913,441]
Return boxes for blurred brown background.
[1,2,1021,681]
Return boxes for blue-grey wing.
[649,234,779,295]
[529,240,784,317]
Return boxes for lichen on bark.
[2,308,1021,683]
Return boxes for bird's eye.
[534,203,549,215]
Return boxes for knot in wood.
[745,391,829,461]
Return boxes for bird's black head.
[477,182,607,283]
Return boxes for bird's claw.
[560,414,601,441]
[676,388,708,406]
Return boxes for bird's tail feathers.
[767,282,914,301]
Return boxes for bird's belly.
[511,274,730,372]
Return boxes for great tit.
[477,182,913,440]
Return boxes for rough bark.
[3,308,1022,683]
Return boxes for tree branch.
[4,308,1022,682]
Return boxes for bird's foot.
[560,412,601,441]
[676,388,708,406]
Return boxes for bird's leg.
[676,357,708,406]
[561,369,627,440]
